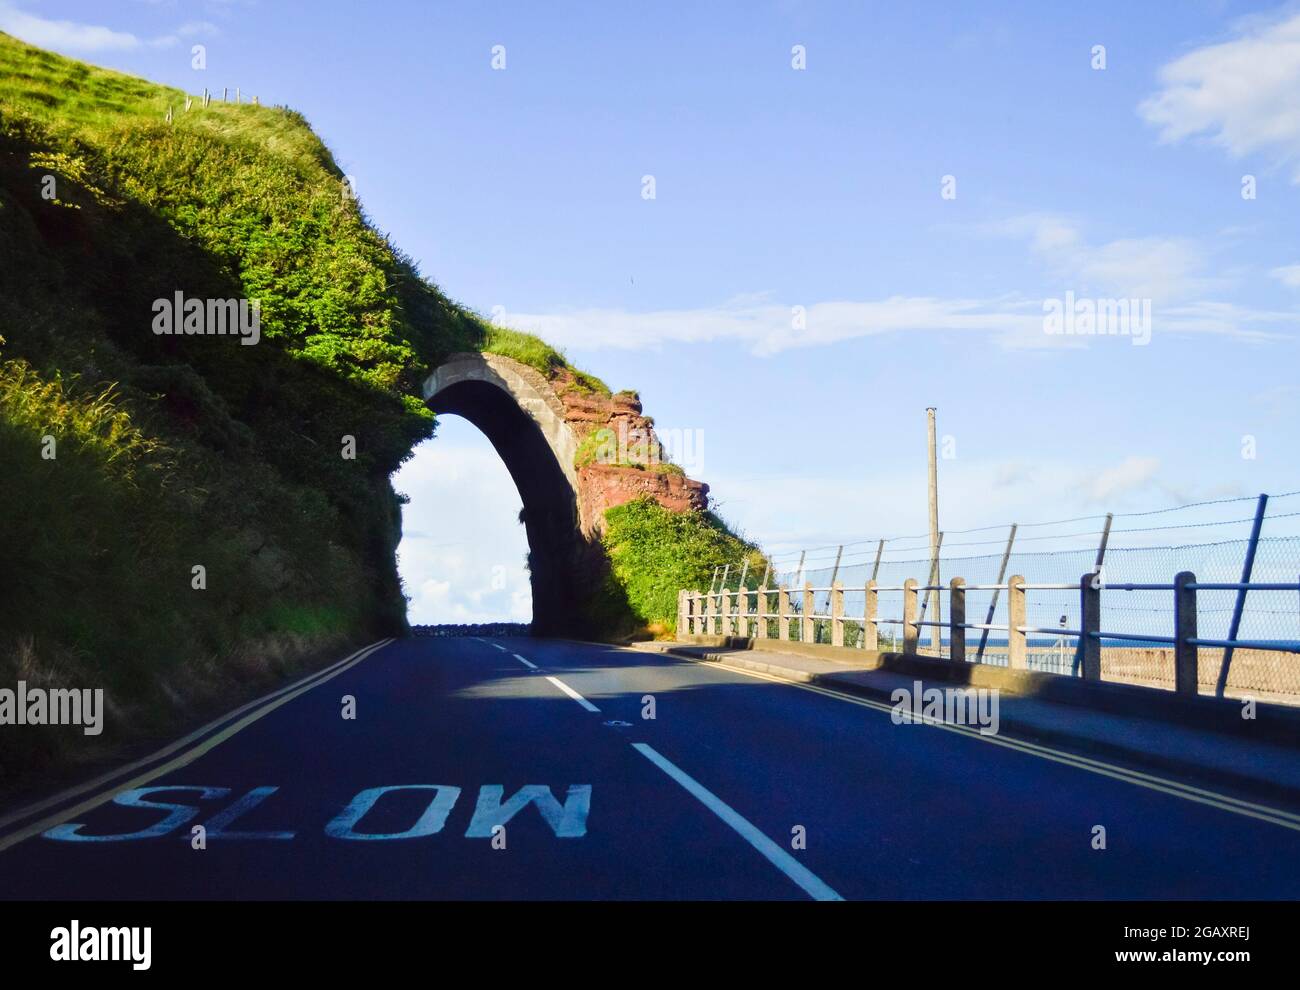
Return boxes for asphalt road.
[2,636,1298,899]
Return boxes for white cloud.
[496,280,1291,357]
[980,212,1082,253]
[393,424,532,626]
[1069,236,1217,301]
[176,21,219,38]
[1270,263,1300,288]
[986,214,1225,300]
[495,211,1295,355]
[0,2,215,53]
[0,3,153,51]
[1088,456,1162,502]
[500,294,1048,355]
[1154,300,1299,340]
[1139,11,1300,180]
[708,454,1218,571]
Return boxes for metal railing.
[676,570,1300,702]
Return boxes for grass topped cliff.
[0,32,749,790]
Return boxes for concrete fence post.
[903,578,919,656]
[778,585,790,641]
[677,589,688,637]
[1079,572,1101,680]
[756,584,769,639]
[720,587,732,637]
[864,580,879,651]
[1007,575,1027,669]
[831,581,844,647]
[802,582,815,643]
[1173,570,1198,696]
[949,576,966,663]
[705,590,716,636]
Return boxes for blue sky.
[8,0,1300,622]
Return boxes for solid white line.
[544,675,601,712]
[513,653,538,669]
[632,742,844,902]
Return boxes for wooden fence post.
[831,581,844,647]
[864,580,879,651]
[1007,575,1027,669]
[903,578,918,656]
[949,576,966,663]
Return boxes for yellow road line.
[684,655,1300,834]
[0,639,393,853]
[0,638,393,833]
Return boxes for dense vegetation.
[597,497,763,637]
[0,33,748,791]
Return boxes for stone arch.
[422,353,587,636]
[421,352,708,636]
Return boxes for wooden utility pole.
[926,407,941,650]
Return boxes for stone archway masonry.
[422,352,708,634]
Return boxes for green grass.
[0,33,430,788]
[478,321,610,394]
[573,428,686,474]
[596,497,764,636]
[0,32,743,788]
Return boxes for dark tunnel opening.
[425,379,596,637]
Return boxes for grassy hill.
[0,31,751,791]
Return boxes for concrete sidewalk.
[634,640,1300,809]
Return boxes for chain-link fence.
[686,492,1300,706]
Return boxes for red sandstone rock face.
[551,372,709,531]
[578,463,709,527]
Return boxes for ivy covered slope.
[0,32,586,785]
[596,497,764,638]
[0,32,753,785]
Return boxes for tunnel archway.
[422,353,597,637]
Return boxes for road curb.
[662,645,1300,810]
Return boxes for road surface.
[2,636,1298,899]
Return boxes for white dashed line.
[544,675,600,712]
[631,742,844,902]
[513,654,538,669]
